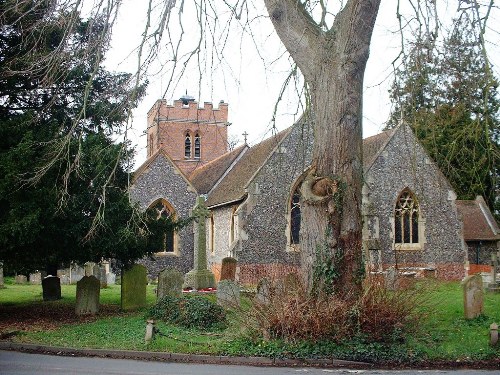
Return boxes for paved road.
[0,350,497,375]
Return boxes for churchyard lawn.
[0,278,499,364]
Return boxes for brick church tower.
[146,94,229,176]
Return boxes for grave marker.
[121,264,147,310]
[75,276,100,315]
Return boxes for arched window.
[151,199,177,253]
[184,133,192,158]
[394,189,419,245]
[194,133,201,159]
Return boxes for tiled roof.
[206,128,292,207]
[362,129,394,170]
[189,145,247,194]
[456,196,500,241]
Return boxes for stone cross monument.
[184,196,216,290]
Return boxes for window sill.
[393,243,422,251]
[155,252,180,257]
[286,244,301,253]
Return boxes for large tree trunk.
[264,0,381,296]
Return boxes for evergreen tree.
[388,19,499,217]
[0,0,177,273]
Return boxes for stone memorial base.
[184,269,215,290]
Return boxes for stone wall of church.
[363,125,466,280]
[129,155,198,279]
[235,123,314,284]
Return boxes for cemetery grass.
[0,279,499,364]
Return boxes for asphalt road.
[0,350,498,375]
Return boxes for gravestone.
[184,197,216,290]
[85,262,95,276]
[57,269,71,285]
[462,274,484,319]
[157,268,183,300]
[217,280,240,308]
[0,262,4,289]
[70,265,85,284]
[75,276,100,315]
[106,272,116,285]
[488,253,500,293]
[220,257,237,281]
[121,264,147,311]
[15,275,27,284]
[255,278,271,305]
[42,276,61,301]
[29,272,42,285]
[98,266,108,288]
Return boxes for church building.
[130,96,498,284]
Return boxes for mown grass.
[1,279,499,362]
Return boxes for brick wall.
[147,99,229,176]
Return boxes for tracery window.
[184,133,192,158]
[194,133,201,159]
[394,189,419,245]
[152,199,176,253]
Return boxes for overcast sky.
[103,1,500,167]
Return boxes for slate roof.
[189,144,247,194]
[204,128,292,207]
[362,129,395,170]
[456,196,500,241]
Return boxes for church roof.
[205,128,292,207]
[189,144,247,194]
[456,196,500,241]
[362,129,395,170]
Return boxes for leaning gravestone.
[121,264,147,311]
[15,275,27,284]
[220,257,237,281]
[462,274,484,319]
[75,276,100,315]
[29,272,42,285]
[217,280,240,308]
[42,276,61,301]
[157,268,183,300]
[255,278,271,305]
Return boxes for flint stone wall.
[130,154,197,278]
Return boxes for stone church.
[130,96,499,285]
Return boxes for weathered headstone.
[57,268,71,285]
[75,276,100,315]
[488,253,500,293]
[70,265,85,284]
[217,280,240,307]
[98,266,108,288]
[0,262,4,289]
[29,272,42,285]
[15,275,27,284]
[121,264,147,311]
[462,274,484,319]
[84,262,95,276]
[184,196,216,290]
[42,276,61,301]
[255,278,271,305]
[220,257,237,281]
[157,268,183,300]
[106,272,116,285]
[491,323,499,347]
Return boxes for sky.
[103,1,500,167]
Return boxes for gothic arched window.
[184,133,192,158]
[151,199,177,253]
[194,133,201,159]
[394,189,420,245]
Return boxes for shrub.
[147,295,226,330]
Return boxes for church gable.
[363,124,466,279]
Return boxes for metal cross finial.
[242,131,248,144]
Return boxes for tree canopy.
[0,0,179,273]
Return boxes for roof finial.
[242,131,248,145]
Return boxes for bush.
[251,278,426,343]
[147,295,226,330]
